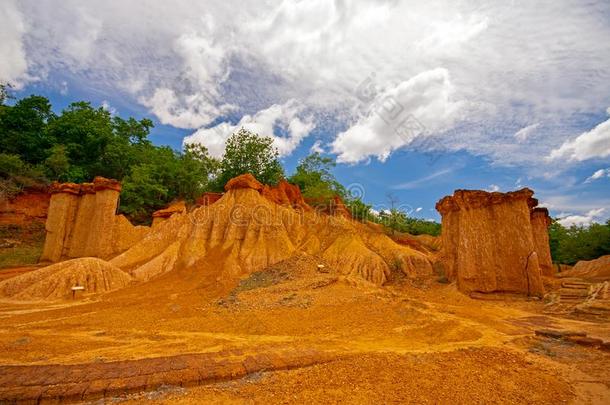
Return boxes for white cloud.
[557,208,606,227]
[548,115,610,161]
[183,100,314,158]
[59,81,68,95]
[140,88,233,129]
[310,140,324,154]
[487,184,500,192]
[415,207,423,213]
[584,168,610,183]
[3,0,610,163]
[101,100,116,115]
[0,0,28,86]
[514,123,540,142]
[331,68,464,163]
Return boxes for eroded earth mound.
[0,257,131,301]
[111,174,432,286]
[0,179,609,404]
[558,255,610,281]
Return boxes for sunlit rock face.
[40,177,148,263]
[436,188,545,297]
[530,207,554,277]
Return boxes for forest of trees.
[1,87,608,263]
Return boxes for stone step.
[561,281,590,286]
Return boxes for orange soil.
[0,257,608,403]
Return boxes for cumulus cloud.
[557,208,606,227]
[548,114,610,161]
[2,0,610,163]
[0,0,28,86]
[183,100,314,158]
[331,68,464,163]
[585,168,610,183]
[487,184,500,192]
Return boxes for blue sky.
[2,0,609,225]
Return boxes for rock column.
[530,207,554,276]
[40,183,81,262]
[436,188,545,297]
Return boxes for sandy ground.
[0,261,608,404]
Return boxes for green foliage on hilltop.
[288,152,346,204]
[0,90,220,222]
[377,209,442,236]
[0,87,455,239]
[549,219,610,265]
[214,128,284,190]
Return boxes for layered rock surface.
[0,257,131,300]
[0,187,50,226]
[111,174,432,286]
[152,200,187,226]
[436,188,546,297]
[40,177,149,262]
[558,255,610,281]
[531,207,554,276]
[22,173,433,300]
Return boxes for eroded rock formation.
[40,177,148,263]
[0,257,132,301]
[531,207,554,276]
[152,200,187,226]
[261,179,312,211]
[110,173,431,286]
[196,192,223,206]
[0,187,50,226]
[436,188,545,297]
[25,173,433,300]
[558,255,610,281]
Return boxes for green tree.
[120,163,169,223]
[45,102,114,179]
[44,145,70,180]
[98,116,154,179]
[0,83,12,106]
[0,95,55,163]
[288,152,346,206]
[0,153,46,197]
[345,198,372,222]
[215,128,284,188]
[174,144,220,200]
[549,219,610,264]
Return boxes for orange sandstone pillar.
[40,183,81,262]
[530,207,554,276]
[67,182,96,258]
[83,177,121,259]
[436,188,545,297]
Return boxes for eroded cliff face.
[152,201,187,227]
[436,188,545,297]
[531,207,554,277]
[110,174,432,286]
[261,180,312,211]
[0,188,50,226]
[40,177,149,263]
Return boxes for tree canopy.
[214,128,284,189]
[549,220,610,265]
[0,92,219,223]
